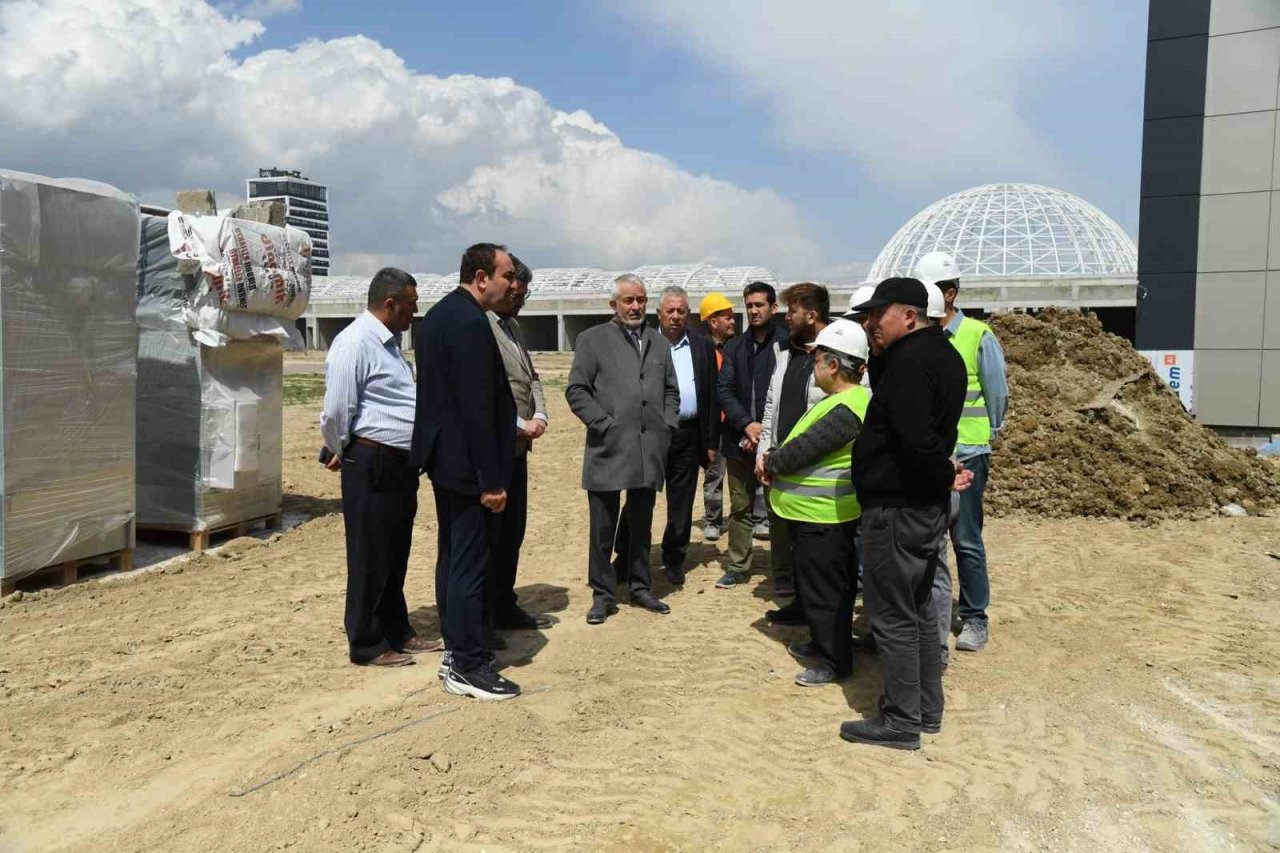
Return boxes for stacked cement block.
[0,170,138,586]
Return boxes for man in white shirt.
[321,268,441,668]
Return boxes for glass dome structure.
[867,183,1137,281]
[310,263,779,303]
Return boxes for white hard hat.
[913,251,960,287]
[843,285,878,318]
[814,318,870,363]
[925,282,946,319]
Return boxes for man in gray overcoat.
[566,274,680,624]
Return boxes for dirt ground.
[2,357,1279,851]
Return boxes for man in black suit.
[614,285,718,587]
[412,243,519,701]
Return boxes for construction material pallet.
[139,512,283,555]
[2,548,133,597]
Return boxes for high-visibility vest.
[769,386,869,524]
[949,317,993,446]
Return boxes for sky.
[0,0,1148,281]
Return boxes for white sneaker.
[436,651,452,680]
[703,524,722,541]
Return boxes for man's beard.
[789,324,816,347]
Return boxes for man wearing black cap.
[840,277,968,751]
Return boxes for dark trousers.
[660,421,702,568]
[862,503,948,733]
[792,519,859,676]
[433,485,491,673]
[486,454,528,620]
[341,442,419,663]
[767,502,795,582]
[589,488,656,604]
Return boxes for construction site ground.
[1,354,1279,851]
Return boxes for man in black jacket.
[840,277,967,750]
[412,243,519,701]
[716,282,787,584]
[661,286,720,584]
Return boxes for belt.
[678,418,700,429]
[352,436,410,460]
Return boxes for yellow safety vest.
[769,386,869,524]
[949,317,992,446]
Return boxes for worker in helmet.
[841,285,878,387]
[912,251,1008,653]
[760,319,871,686]
[698,292,736,544]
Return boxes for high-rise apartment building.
[246,168,330,276]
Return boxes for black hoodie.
[852,325,966,508]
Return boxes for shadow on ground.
[283,493,343,517]
[409,582,570,672]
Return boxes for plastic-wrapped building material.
[136,213,297,532]
[0,170,139,585]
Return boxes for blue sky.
[243,0,1148,271]
[0,0,1149,278]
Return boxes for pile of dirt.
[987,308,1280,520]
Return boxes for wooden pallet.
[140,512,283,555]
[1,547,133,597]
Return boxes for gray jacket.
[566,320,680,491]
[757,341,826,459]
[487,312,547,456]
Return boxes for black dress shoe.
[766,602,807,626]
[630,591,671,614]
[664,565,685,586]
[839,716,921,751]
[494,607,553,630]
[586,602,618,625]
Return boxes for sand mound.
[987,308,1280,519]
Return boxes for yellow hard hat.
[699,292,734,321]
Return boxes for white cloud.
[220,0,302,18]
[0,0,822,277]
[616,0,1077,188]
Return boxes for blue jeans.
[951,454,989,624]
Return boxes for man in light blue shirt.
[656,286,719,582]
[670,333,700,421]
[916,251,1009,654]
[320,268,441,668]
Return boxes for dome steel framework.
[867,183,1136,281]
[310,262,779,304]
